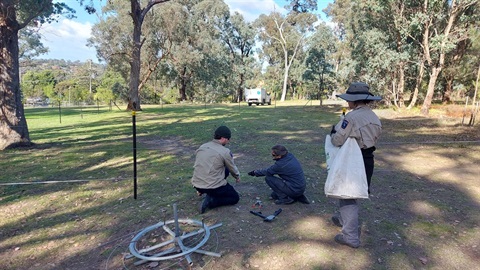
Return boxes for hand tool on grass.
[249,208,282,222]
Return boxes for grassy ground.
[1,101,479,270]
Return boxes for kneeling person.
[248,145,309,205]
[191,126,241,214]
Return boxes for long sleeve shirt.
[191,140,240,189]
[331,105,382,149]
[255,152,306,193]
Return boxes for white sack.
[324,135,369,199]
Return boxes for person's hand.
[248,170,256,176]
[330,125,337,135]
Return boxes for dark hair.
[271,145,288,156]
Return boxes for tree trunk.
[127,1,143,111]
[179,66,187,101]
[0,7,31,150]
[443,74,454,104]
[281,49,289,101]
[408,58,425,109]
[421,66,442,115]
[237,72,245,103]
[397,63,405,108]
[392,78,399,108]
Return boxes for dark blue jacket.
[255,152,306,193]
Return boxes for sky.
[36,0,332,63]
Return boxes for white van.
[245,88,271,106]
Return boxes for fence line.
[0,177,129,186]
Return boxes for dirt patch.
[2,106,479,270]
[118,113,480,270]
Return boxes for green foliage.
[284,0,318,13]
[94,70,126,104]
[21,70,57,100]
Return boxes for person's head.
[336,82,381,108]
[214,126,231,145]
[271,145,288,160]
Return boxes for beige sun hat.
[336,82,382,102]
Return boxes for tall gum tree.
[255,12,316,102]
[219,12,256,103]
[127,0,172,111]
[0,0,78,150]
[419,0,478,115]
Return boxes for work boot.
[200,195,213,214]
[334,234,359,248]
[295,194,310,204]
[270,192,279,200]
[274,197,295,205]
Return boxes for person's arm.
[224,151,240,181]
[252,162,279,177]
[331,118,353,147]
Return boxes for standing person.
[191,126,241,214]
[330,81,382,248]
[248,145,310,205]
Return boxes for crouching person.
[248,145,309,205]
[191,126,241,214]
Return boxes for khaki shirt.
[331,105,382,149]
[191,140,240,189]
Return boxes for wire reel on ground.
[126,204,222,266]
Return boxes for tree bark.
[407,57,425,109]
[127,0,171,110]
[179,66,188,101]
[421,66,442,115]
[0,3,31,150]
[127,0,144,111]
[420,0,466,115]
[397,63,405,108]
[443,74,454,104]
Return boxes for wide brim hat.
[336,82,382,102]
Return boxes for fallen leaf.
[419,257,428,265]
[148,262,159,268]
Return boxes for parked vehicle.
[245,88,271,106]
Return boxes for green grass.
[1,102,340,266]
[1,101,479,270]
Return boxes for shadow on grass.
[1,103,479,269]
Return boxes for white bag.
[324,135,369,199]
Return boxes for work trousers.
[195,183,239,209]
[265,175,303,199]
[337,146,376,245]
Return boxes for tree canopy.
[2,0,480,149]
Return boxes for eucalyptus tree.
[0,0,86,150]
[153,0,238,102]
[126,0,172,110]
[416,0,478,115]
[90,0,174,109]
[95,69,127,105]
[456,27,480,102]
[188,0,234,102]
[303,48,334,104]
[219,12,256,102]
[303,23,337,102]
[284,0,318,13]
[440,3,479,103]
[325,0,417,107]
[255,11,317,101]
[18,28,49,60]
